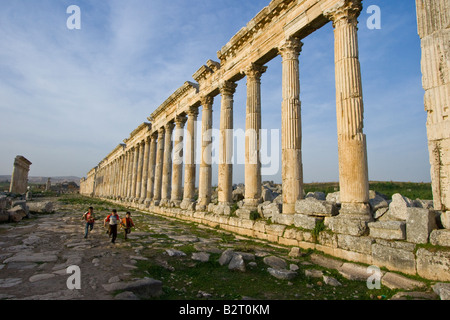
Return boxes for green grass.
[132,252,396,300]
[304,181,432,200]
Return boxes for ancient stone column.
[122,150,131,199]
[325,0,370,218]
[126,147,135,201]
[145,133,158,207]
[139,136,151,203]
[130,143,141,202]
[416,0,450,227]
[161,122,175,206]
[181,106,199,209]
[117,155,124,199]
[135,140,145,202]
[197,95,214,211]
[278,37,304,214]
[243,63,267,209]
[218,80,237,205]
[153,127,165,205]
[171,115,187,206]
[9,156,32,194]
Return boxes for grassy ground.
[304,181,432,200]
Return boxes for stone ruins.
[9,156,32,194]
[80,0,450,282]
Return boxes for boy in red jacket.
[121,212,135,240]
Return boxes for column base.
[144,199,152,208]
[171,199,182,207]
[339,202,372,217]
[180,199,196,211]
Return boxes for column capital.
[219,80,237,96]
[157,127,165,138]
[187,106,199,118]
[200,95,214,109]
[243,63,268,82]
[175,114,188,128]
[278,36,303,60]
[165,121,175,132]
[323,0,362,28]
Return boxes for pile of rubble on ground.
[0,193,54,224]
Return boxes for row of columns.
[92,1,370,218]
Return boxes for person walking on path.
[120,212,135,240]
[104,209,120,244]
[82,207,95,239]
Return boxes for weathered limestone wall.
[9,156,32,194]
[79,0,450,282]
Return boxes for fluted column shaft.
[126,147,135,201]
[161,122,175,205]
[135,141,145,201]
[171,116,187,205]
[326,0,370,216]
[182,107,199,206]
[197,96,214,210]
[153,128,165,205]
[145,134,158,206]
[139,137,151,203]
[218,81,237,205]
[244,64,267,208]
[130,143,141,201]
[279,37,304,214]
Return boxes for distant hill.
[0,175,81,186]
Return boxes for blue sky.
[0,0,429,184]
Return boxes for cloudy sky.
[0,0,429,184]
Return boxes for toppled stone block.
[325,191,340,205]
[295,198,338,217]
[416,248,450,281]
[228,254,246,272]
[368,221,406,240]
[263,256,287,270]
[381,272,426,290]
[102,278,163,298]
[268,268,297,280]
[337,263,370,281]
[387,193,413,221]
[430,229,450,247]
[369,192,389,211]
[305,192,326,201]
[27,201,54,214]
[406,208,437,244]
[433,283,450,300]
[7,206,27,223]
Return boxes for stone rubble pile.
[0,194,54,224]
